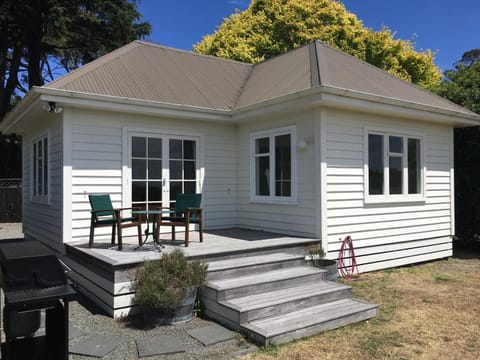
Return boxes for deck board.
[66,228,318,266]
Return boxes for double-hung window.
[366,130,424,203]
[251,126,297,203]
[32,134,49,202]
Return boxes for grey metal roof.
[44,40,476,117]
[45,41,251,110]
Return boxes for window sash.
[33,135,49,199]
[367,131,423,201]
[251,128,295,202]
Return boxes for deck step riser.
[191,245,313,262]
[244,307,378,346]
[207,258,306,281]
[238,287,352,323]
[216,273,326,301]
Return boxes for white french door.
[129,133,199,210]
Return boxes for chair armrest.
[157,207,176,219]
[90,208,115,214]
[185,207,203,219]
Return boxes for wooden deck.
[62,228,319,318]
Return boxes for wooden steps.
[201,251,378,346]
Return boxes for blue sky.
[137,0,478,72]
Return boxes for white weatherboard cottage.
[2,41,480,317]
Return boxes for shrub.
[135,248,208,311]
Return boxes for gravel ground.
[68,294,257,360]
[0,223,258,360]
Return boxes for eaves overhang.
[2,84,479,135]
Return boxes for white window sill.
[250,197,298,205]
[364,194,425,205]
[31,197,50,205]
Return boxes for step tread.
[207,266,325,291]
[207,252,304,272]
[242,298,378,337]
[221,281,350,312]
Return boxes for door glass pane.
[169,139,182,159]
[148,182,162,201]
[184,181,196,194]
[256,156,270,196]
[170,160,182,179]
[170,181,182,199]
[148,159,162,179]
[408,138,421,194]
[389,157,403,194]
[184,161,195,180]
[132,137,146,157]
[132,181,146,202]
[368,134,384,195]
[148,138,162,158]
[184,140,195,159]
[132,159,146,179]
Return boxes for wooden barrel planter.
[143,287,198,326]
[306,256,338,281]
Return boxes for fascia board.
[35,88,232,122]
[320,85,480,127]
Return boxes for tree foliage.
[194,0,441,90]
[435,49,480,242]
[0,0,150,121]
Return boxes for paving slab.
[187,324,235,346]
[69,325,89,339]
[69,334,122,358]
[136,335,186,357]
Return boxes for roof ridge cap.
[137,40,253,67]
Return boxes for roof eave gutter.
[231,85,480,126]
[319,85,480,127]
[35,87,233,122]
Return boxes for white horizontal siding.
[236,109,318,237]
[324,109,454,272]
[22,114,64,252]
[68,108,238,242]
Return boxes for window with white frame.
[251,127,296,202]
[32,134,49,201]
[366,130,424,202]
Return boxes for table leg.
[152,214,165,249]
[135,216,150,250]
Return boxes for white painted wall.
[236,108,318,237]
[323,108,453,272]
[22,112,65,252]
[67,108,237,242]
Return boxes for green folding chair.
[157,193,203,247]
[88,194,142,250]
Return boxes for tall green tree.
[0,0,150,122]
[194,0,441,89]
[436,49,480,242]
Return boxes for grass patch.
[434,274,454,282]
[360,331,405,358]
[239,255,480,360]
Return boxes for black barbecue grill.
[0,240,76,360]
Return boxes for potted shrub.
[306,244,338,281]
[135,248,208,326]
